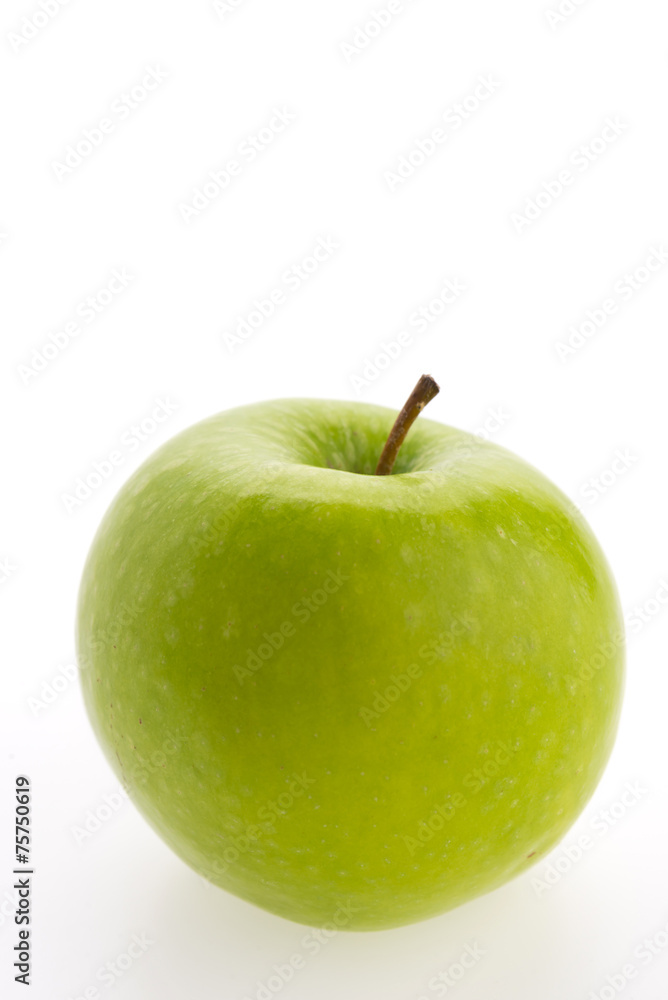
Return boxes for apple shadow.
[149,856,592,1000]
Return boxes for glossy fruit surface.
[77,398,625,929]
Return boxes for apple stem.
[375,374,440,476]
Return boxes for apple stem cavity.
[375,374,440,476]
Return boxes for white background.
[1,0,667,997]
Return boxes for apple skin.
[76,398,624,930]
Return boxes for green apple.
[76,381,624,930]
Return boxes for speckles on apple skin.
[400,542,417,565]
